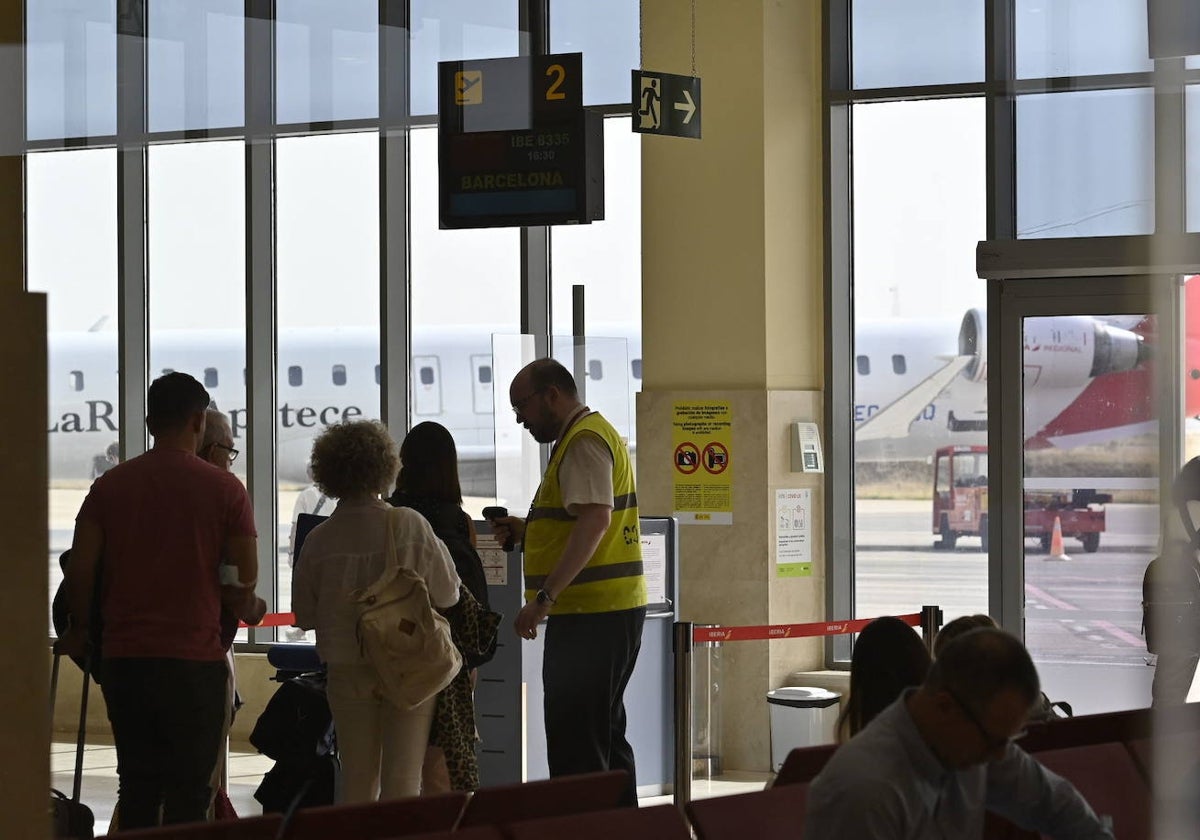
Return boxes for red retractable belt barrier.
[691,612,921,643]
[238,612,296,629]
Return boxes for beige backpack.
[354,509,462,709]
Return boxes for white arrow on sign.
[673,90,696,125]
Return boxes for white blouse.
[292,498,461,665]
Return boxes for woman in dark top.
[835,615,931,742]
[388,420,494,792]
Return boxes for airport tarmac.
[44,491,1192,713]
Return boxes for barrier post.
[920,605,944,655]
[672,621,693,811]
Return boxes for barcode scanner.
[482,506,515,552]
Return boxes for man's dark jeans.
[100,657,227,828]
[543,606,646,807]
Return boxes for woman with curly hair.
[292,420,461,802]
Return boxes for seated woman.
[292,420,461,802]
[836,616,932,742]
[389,420,494,793]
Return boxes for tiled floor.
[51,740,769,835]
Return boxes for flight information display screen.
[438,53,604,229]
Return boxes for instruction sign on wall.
[672,401,733,525]
[776,488,813,577]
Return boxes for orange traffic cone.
[1045,515,1071,561]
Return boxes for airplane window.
[161,368,175,375]
[374,365,380,386]
[69,370,84,392]
[631,359,643,380]
[478,365,492,385]
[288,365,303,387]
[204,367,219,388]
[892,354,907,375]
[332,364,347,386]
[419,366,435,386]
[588,359,603,380]
[856,355,870,375]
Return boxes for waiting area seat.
[280,791,468,839]
[105,814,283,839]
[686,783,808,840]
[505,804,691,840]
[456,770,629,828]
[392,829,504,840]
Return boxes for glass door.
[994,276,1187,715]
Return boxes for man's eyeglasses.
[210,442,239,463]
[945,687,1026,752]
[511,388,544,416]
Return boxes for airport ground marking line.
[1092,619,1146,649]
[1024,582,1077,612]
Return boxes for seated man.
[804,628,1112,840]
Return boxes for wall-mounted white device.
[790,422,824,473]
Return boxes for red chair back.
[1035,742,1150,840]
[506,804,690,840]
[104,814,283,840]
[457,770,629,828]
[281,791,468,840]
[685,784,807,840]
[772,744,838,787]
[383,828,504,840]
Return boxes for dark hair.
[933,613,998,658]
[146,372,210,435]
[836,616,931,741]
[396,421,463,504]
[926,627,1040,714]
[526,358,579,399]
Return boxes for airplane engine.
[1020,315,1147,389]
[958,308,986,383]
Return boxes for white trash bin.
[766,686,841,771]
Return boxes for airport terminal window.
[409,0,519,117]
[1015,0,1152,79]
[147,141,246,480]
[851,0,984,89]
[148,0,245,132]
[288,365,303,387]
[276,0,378,125]
[891,354,906,375]
[27,148,119,632]
[332,364,347,386]
[1016,89,1154,238]
[26,0,117,140]
[1188,86,1200,232]
[550,0,638,106]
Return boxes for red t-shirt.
[77,447,258,661]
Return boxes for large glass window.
[410,125,520,508]
[148,0,245,133]
[26,149,119,628]
[852,98,988,621]
[851,0,984,89]
[27,0,117,140]
[1016,89,1154,238]
[1015,0,1152,79]
[1189,86,1200,233]
[550,0,639,106]
[410,0,519,117]
[276,0,378,125]
[276,132,381,617]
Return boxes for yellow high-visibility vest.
[523,412,647,614]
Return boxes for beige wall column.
[638,0,825,771]
[0,4,52,837]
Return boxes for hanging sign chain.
[691,0,697,77]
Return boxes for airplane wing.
[855,355,973,442]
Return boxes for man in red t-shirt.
[58,372,261,829]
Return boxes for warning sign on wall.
[672,401,732,525]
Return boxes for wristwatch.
[535,589,557,606]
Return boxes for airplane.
[854,277,1200,458]
[46,324,642,497]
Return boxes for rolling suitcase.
[50,650,96,839]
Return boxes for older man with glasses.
[804,628,1113,840]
